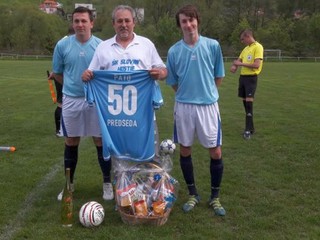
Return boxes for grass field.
[0,60,319,240]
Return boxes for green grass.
[0,60,319,240]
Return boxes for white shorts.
[61,95,101,137]
[173,102,222,148]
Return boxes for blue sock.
[64,145,78,183]
[180,155,198,196]
[97,146,111,183]
[210,158,224,199]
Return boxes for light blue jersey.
[85,70,162,161]
[166,36,225,104]
[52,35,102,97]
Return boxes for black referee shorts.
[238,75,258,98]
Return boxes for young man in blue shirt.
[166,4,226,216]
[52,7,113,201]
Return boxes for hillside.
[3,0,104,12]
[1,0,320,56]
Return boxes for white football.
[79,201,105,227]
[159,139,176,155]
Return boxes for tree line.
[1,0,320,57]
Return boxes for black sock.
[54,107,62,132]
[243,100,247,113]
[245,101,254,131]
[210,158,224,199]
[64,145,78,183]
[97,146,111,183]
[180,155,198,196]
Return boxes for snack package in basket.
[115,162,179,224]
[116,171,137,215]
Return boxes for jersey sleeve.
[152,81,164,109]
[88,43,102,71]
[52,41,64,74]
[213,42,225,78]
[255,43,264,60]
[166,48,178,86]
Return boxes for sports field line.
[0,162,62,240]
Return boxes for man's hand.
[230,64,238,73]
[82,69,94,82]
[233,59,242,66]
[149,67,167,80]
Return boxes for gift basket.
[114,146,179,226]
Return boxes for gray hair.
[112,5,136,22]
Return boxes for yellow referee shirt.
[239,41,264,75]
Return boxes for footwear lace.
[186,196,199,207]
[210,198,222,209]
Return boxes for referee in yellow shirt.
[230,29,264,140]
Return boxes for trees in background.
[0,2,67,54]
[0,0,319,56]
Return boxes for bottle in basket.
[61,168,73,227]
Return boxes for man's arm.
[233,58,262,69]
[52,73,63,85]
[215,77,223,87]
[171,84,178,92]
